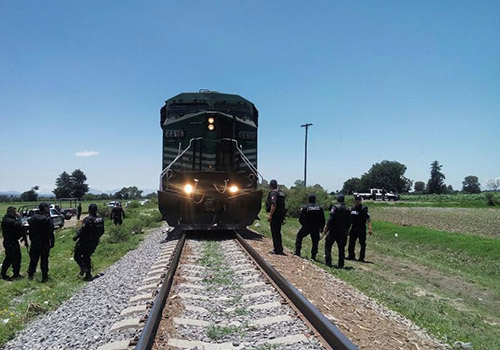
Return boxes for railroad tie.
[96,339,134,350]
[136,283,161,292]
[120,304,148,316]
[109,317,143,332]
[167,338,242,350]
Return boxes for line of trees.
[342,160,497,195]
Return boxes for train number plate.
[238,131,256,139]
[165,130,184,138]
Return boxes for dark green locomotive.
[158,90,262,230]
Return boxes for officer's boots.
[41,274,50,283]
[84,272,93,281]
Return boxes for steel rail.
[235,229,358,350]
[135,232,186,350]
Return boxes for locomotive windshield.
[167,103,210,119]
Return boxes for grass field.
[252,206,500,350]
[0,203,161,345]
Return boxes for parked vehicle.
[107,201,120,208]
[353,189,399,201]
[18,205,65,229]
[60,208,75,220]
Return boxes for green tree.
[20,186,39,201]
[71,169,89,200]
[414,181,425,193]
[486,179,500,192]
[53,172,73,198]
[447,184,454,193]
[360,160,412,193]
[427,161,446,194]
[342,177,362,195]
[114,186,143,200]
[293,179,305,187]
[462,175,481,194]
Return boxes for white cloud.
[75,151,99,157]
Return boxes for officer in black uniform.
[1,207,25,280]
[266,179,286,255]
[295,194,325,260]
[324,194,351,268]
[73,204,104,281]
[77,203,82,220]
[110,202,125,225]
[27,203,55,282]
[347,195,372,262]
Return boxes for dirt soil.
[242,231,450,350]
[371,207,500,238]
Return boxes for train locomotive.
[158,90,263,230]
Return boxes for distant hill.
[0,191,21,196]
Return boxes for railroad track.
[98,229,357,350]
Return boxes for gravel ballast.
[4,227,165,350]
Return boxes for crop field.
[370,206,500,239]
[252,204,500,350]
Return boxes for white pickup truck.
[353,189,399,201]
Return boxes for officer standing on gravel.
[1,207,25,280]
[73,204,104,281]
[347,195,372,262]
[77,202,82,220]
[324,194,351,268]
[110,202,125,225]
[266,179,286,255]
[295,194,325,260]
[27,203,55,282]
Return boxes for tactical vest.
[85,216,105,241]
[265,189,286,216]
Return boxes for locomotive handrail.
[159,137,203,191]
[221,138,264,183]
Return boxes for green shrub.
[282,185,331,218]
[107,224,131,243]
[127,200,140,209]
[486,193,496,206]
[98,205,111,219]
[127,218,145,234]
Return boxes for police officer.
[110,202,125,225]
[73,204,104,281]
[27,203,55,282]
[266,179,286,255]
[295,194,325,260]
[324,194,351,268]
[347,195,372,262]
[77,202,82,220]
[1,207,25,280]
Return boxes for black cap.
[336,194,345,202]
[354,195,362,200]
[88,203,98,214]
[38,202,49,211]
[308,194,316,203]
[269,179,278,189]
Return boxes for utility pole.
[301,123,313,186]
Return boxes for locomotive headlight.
[208,124,215,131]
[184,184,194,194]
[208,117,215,124]
[229,185,239,193]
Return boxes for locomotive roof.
[165,91,254,107]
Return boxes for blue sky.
[1,0,499,194]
